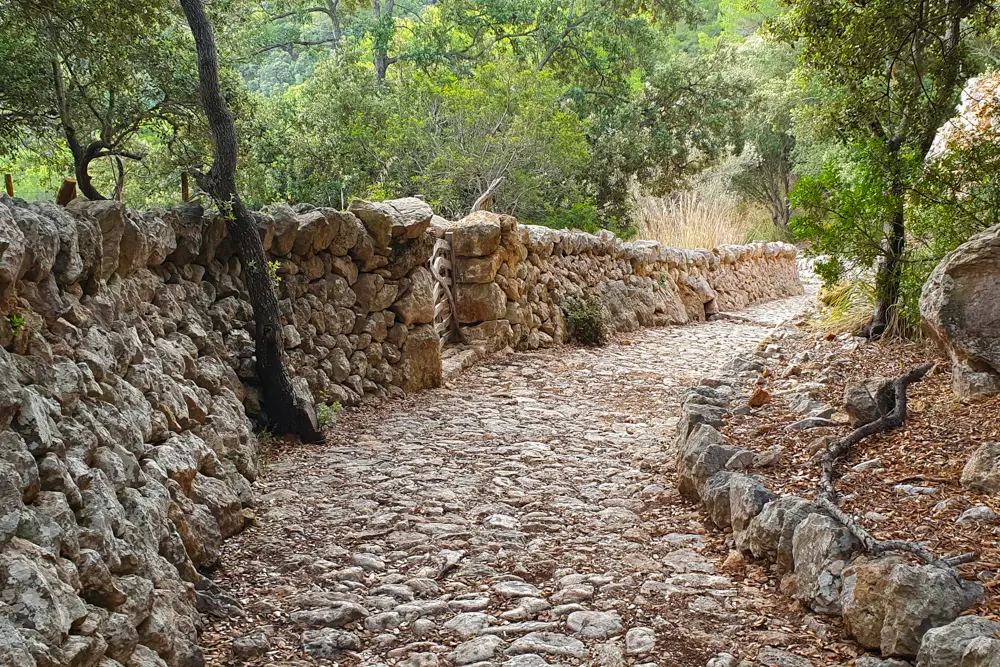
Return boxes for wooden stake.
[3,174,12,197]
[56,178,77,206]
[181,171,190,202]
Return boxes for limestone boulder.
[729,474,776,546]
[961,442,1000,493]
[842,377,891,427]
[397,325,442,392]
[920,223,1000,398]
[461,319,514,352]
[0,538,88,644]
[11,203,60,282]
[452,211,502,257]
[843,559,984,656]
[454,282,506,323]
[916,615,1000,667]
[0,200,26,300]
[743,495,818,573]
[391,267,435,326]
[675,422,728,501]
[33,202,83,285]
[962,636,1000,667]
[349,198,432,247]
[454,252,503,283]
[76,200,128,279]
[791,513,858,615]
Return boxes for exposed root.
[819,363,933,502]
[817,363,975,568]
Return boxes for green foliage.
[267,260,282,289]
[775,0,997,334]
[563,297,609,346]
[315,401,343,428]
[6,314,25,338]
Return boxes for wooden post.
[3,174,13,197]
[55,178,77,206]
[181,171,190,202]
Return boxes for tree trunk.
[74,142,107,201]
[371,0,395,85]
[52,58,106,201]
[179,0,322,443]
[870,179,905,339]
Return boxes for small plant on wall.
[7,314,25,337]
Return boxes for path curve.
[203,293,813,666]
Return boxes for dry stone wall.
[438,211,801,356]
[0,194,800,667]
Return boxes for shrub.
[563,297,609,346]
[316,401,342,428]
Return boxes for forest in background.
[1,0,999,334]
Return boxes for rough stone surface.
[198,293,813,665]
[842,559,985,657]
[920,222,1000,398]
[791,514,858,615]
[916,615,1000,667]
[961,442,1000,493]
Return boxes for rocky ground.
[719,327,1000,617]
[199,291,850,667]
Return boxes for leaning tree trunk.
[179,0,322,443]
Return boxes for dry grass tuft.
[636,181,785,249]
[813,279,874,335]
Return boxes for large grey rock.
[0,201,27,301]
[506,631,586,658]
[841,556,908,649]
[72,200,126,279]
[676,423,731,501]
[843,559,985,657]
[962,636,1000,666]
[961,442,1000,493]
[842,379,886,427]
[702,471,736,528]
[791,514,858,614]
[917,615,1000,667]
[920,223,1000,398]
[300,628,360,658]
[0,538,87,643]
[743,496,818,573]
[742,648,814,666]
[565,610,623,639]
[453,635,506,665]
[729,474,776,546]
[851,658,911,667]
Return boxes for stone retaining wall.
[0,194,800,667]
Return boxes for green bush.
[563,297,609,346]
[315,401,342,428]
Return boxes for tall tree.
[179,0,323,442]
[0,0,200,200]
[773,0,997,337]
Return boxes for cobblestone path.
[204,292,817,667]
